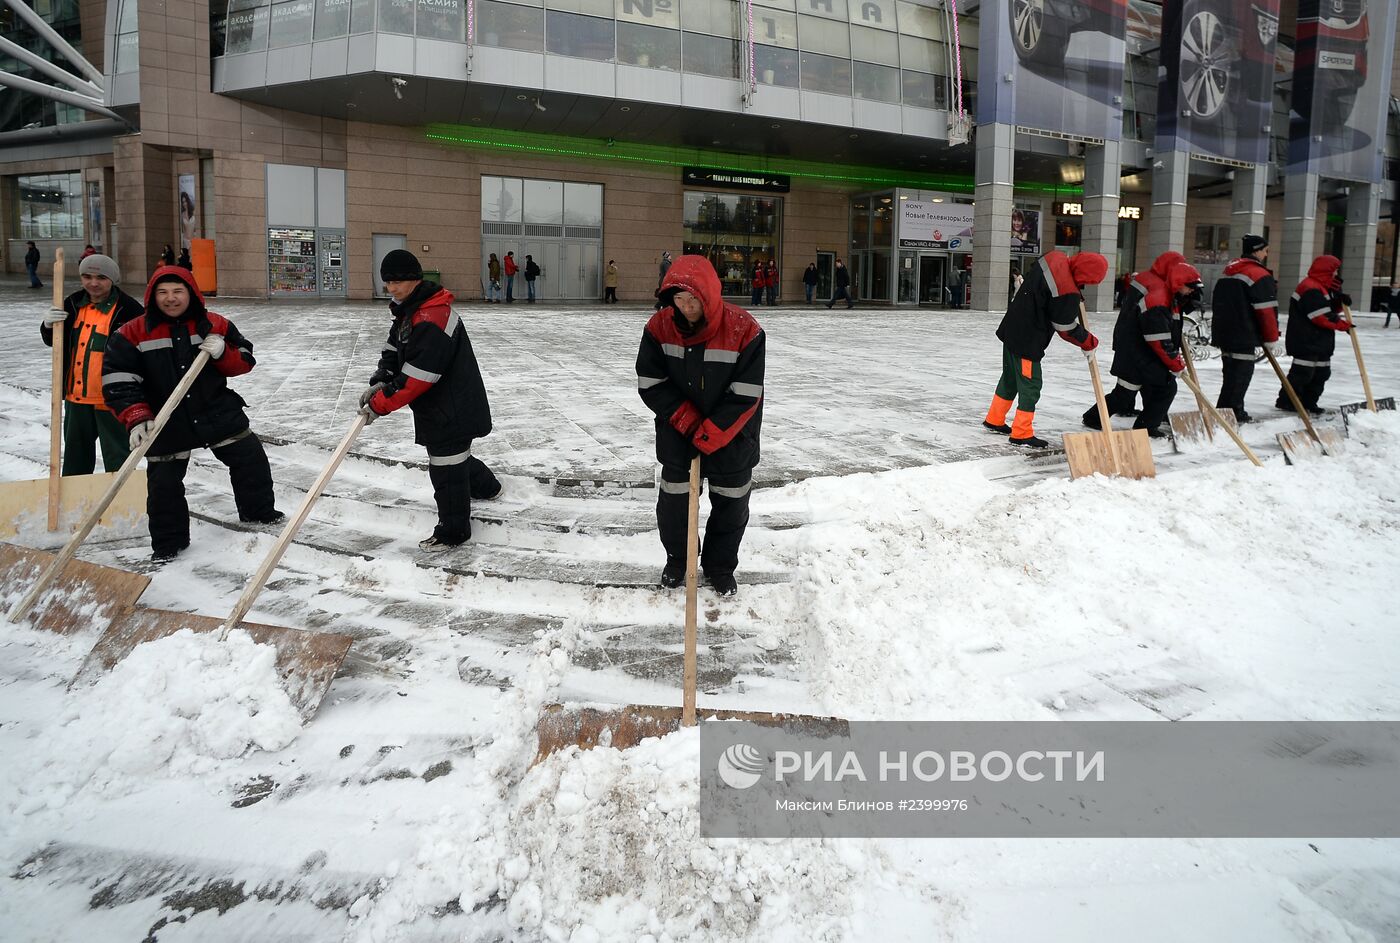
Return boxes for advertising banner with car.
[977,0,1129,141]
[1287,0,1399,182]
[1154,0,1281,165]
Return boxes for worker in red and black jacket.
[1096,250,1186,421]
[102,266,282,561]
[360,250,500,552]
[983,249,1105,448]
[1096,261,1204,437]
[1210,234,1279,423]
[1273,254,1353,416]
[637,255,765,597]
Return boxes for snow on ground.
[1,280,1398,941]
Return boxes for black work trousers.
[425,441,501,542]
[1277,362,1331,411]
[657,464,752,577]
[1216,355,1256,420]
[146,432,275,555]
[1081,382,1140,429]
[1134,378,1178,432]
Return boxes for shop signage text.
[898,201,974,249]
[683,167,791,193]
[1057,202,1142,220]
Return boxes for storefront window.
[682,32,738,78]
[482,176,524,223]
[563,182,604,228]
[854,61,899,102]
[800,51,851,95]
[617,21,679,70]
[352,0,376,32]
[16,173,84,239]
[523,179,564,225]
[269,0,315,47]
[417,0,466,39]
[314,0,352,38]
[683,191,783,297]
[379,0,414,33]
[478,0,544,51]
[756,44,798,86]
[546,11,615,61]
[901,69,944,109]
[225,2,272,53]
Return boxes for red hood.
[1168,262,1203,296]
[144,265,205,307]
[1307,255,1342,289]
[658,255,725,336]
[1150,251,1186,282]
[1068,252,1108,288]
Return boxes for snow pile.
[789,411,1400,721]
[8,628,302,815]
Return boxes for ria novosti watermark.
[700,721,1400,838]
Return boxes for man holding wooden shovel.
[39,254,144,475]
[1210,234,1279,424]
[1273,255,1354,416]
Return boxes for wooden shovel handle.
[1263,348,1330,454]
[9,350,214,624]
[683,454,701,727]
[1079,303,1123,473]
[48,248,66,531]
[219,413,369,638]
[1179,334,1214,439]
[1178,372,1263,466]
[1342,305,1377,412]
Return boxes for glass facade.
[15,173,84,239]
[0,0,88,131]
[683,192,782,297]
[206,0,978,114]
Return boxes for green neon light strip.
[424,124,1084,197]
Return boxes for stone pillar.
[973,121,1015,313]
[1148,149,1189,259]
[1279,171,1319,298]
[1081,140,1122,314]
[112,134,176,287]
[1341,183,1380,313]
[1230,162,1269,248]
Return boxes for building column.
[1148,149,1189,260]
[1279,170,1319,298]
[1081,140,1121,314]
[1230,162,1269,247]
[112,134,176,286]
[1341,183,1380,313]
[973,121,1014,313]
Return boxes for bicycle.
[1183,311,1268,364]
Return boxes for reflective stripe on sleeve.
[1143,332,1172,341]
[729,382,763,397]
[403,363,442,383]
[445,307,460,336]
[103,372,142,386]
[1305,307,1331,319]
[1251,301,1276,309]
[1051,320,1080,331]
[1231,272,1256,285]
[638,376,666,389]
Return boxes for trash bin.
[422,269,442,284]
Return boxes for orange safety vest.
[67,299,118,408]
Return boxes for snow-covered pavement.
[1,282,1398,941]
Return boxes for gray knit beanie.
[78,254,121,284]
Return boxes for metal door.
[580,242,600,300]
[918,255,946,306]
[371,233,406,299]
[816,251,834,301]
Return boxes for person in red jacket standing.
[764,260,778,306]
[503,251,519,304]
[1273,255,1353,415]
[102,266,283,560]
[636,256,765,597]
[1210,234,1278,423]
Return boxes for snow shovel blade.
[1169,409,1237,451]
[0,470,147,540]
[533,703,850,765]
[1062,428,1156,480]
[72,608,354,722]
[0,542,150,635]
[1277,428,1346,465]
[1340,397,1397,421]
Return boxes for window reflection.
[683,191,783,297]
[756,44,798,86]
[314,0,351,38]
[682,32,738,78]
[379,0,414,33]
[417,0,466,39]
[617,21,679,70]
[270,0,315,47]
[546,11,615,61]
[800,51,851,95]
[854,60,899,102]
[478,0,544,51]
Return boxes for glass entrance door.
[918,255,946,306]
[816,251,834,302]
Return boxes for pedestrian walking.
[503,251,518,303]
[636,255,765,597]
[827,259,854,309]
[604,259,619,303]
[802,262,818,304]
[102,266,283,561]
[1384,280,1400,327]
[24,241,42,288]
[40,254,144,475]
[160,244,176,267]
[656,251,672,295]
[524,254,540,303]
[486,253,502,303]
[360,249,501,551]
[177,247,193,271]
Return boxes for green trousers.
[62,401,131,475]
[994,345,1043,413]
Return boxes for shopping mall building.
[2,0,1397,310]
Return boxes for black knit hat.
[380,249,423,282]
[1242,233,1269,256]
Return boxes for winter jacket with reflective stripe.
[369,282,492,449]
[40,288,144,407]
[1284,278,1348,362]
[638,255,764,475]
[1210,257,1279,352]
[1111,281,1184,385]
[102,308,256,456]
[995,251,1091,361]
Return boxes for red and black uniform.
[1275,255,1351,412]
[1210,255,1279,420]
[637,255,765,580]
[1104,262,1200,433]
[41,286,144,474]
[985,250,1103,440]
[102,266,277,556]
[366,280,498,543]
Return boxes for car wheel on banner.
[1009,0,1069,68]
[1179,0,1236,122]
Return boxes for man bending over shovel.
[1273,255,1353,417]
[103,266,283,561]
[983,250,1106,448]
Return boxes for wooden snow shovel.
[1168,334,1236,448]
[3,350,219,633]
[0,247,147,538]
[71,416,364,722]
[1337,305,1396,417]
[1063,304,1155,480]
[1176,373,1263,467]
[534,455,846,764]
[1263,348,1345,464]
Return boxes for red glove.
[693,422,720,455]
[1079,332,1100,352]
[670,401,702,436]
[1167,357,1186,374]
[367,390,392,416]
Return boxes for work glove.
[199,333,226,359]
[1169,359,1186,376]
[128,420,155,450]
[1336,293,1353,308]
[1265,341,1284,359]
[1079,333,1100,353]
[670,400,703,437]
[42,308,66,327]
[358,382,388,408]
[358,402,381,426]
